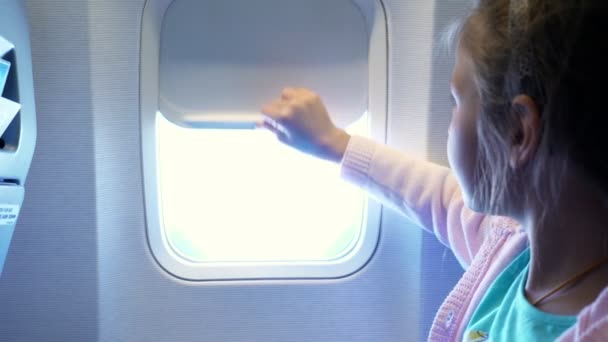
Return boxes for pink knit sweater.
[340,135,608,341]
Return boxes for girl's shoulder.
[480,215,524,243]
[558,287,608,341]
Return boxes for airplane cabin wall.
[0,0,468,341]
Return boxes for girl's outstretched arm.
[261,88,492,268]
[340,135,488,268]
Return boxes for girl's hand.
[259,88,351,163]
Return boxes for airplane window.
[155,112,370,264]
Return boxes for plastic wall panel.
[90,0,414,340]
[0,0,469,341]
[0,0,37,280]
[0,1,98,341]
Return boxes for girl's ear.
[509,94,542,169]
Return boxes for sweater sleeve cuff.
[340,135,377,187]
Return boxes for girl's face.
[447,46,482,210]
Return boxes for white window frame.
[140,0,388,281]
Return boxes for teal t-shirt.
[464,248,577,342]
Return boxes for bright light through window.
[156,113,369,263]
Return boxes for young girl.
[259,0,608,340]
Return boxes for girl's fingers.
[256,119,279,134]
[281,87,297,101]
[255,119,290,145]
[262,99,292,121]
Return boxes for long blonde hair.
[446,0,608,215]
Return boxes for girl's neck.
[518,174,608,314]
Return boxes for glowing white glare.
[156,113,369,263]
